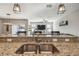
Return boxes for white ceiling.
[0,3,79,20]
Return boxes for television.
[37,25,46,30]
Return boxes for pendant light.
[3,13,12,25]
[58,4,65,14]
[13,3,21,13]
[3,13,12,34]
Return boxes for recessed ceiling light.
[6,13,11,16]
[46,4,52,8]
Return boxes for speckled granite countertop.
[0,34,78,43]
[0,34,77,38]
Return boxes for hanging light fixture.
[3,13,12,34]
[3,13,12,25]
[13,3,21,13]
[58,4,65,14]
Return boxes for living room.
[0,3,79,37]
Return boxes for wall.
[55,10,79,36]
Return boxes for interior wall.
[55,10,79,36]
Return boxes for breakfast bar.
[0,34,78,56]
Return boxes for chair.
[51,31,60,35]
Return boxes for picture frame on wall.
[59,20,68,26]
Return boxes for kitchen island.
[0,34,78,56]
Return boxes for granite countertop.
[0,34,77,38]
[0,34,78,43]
